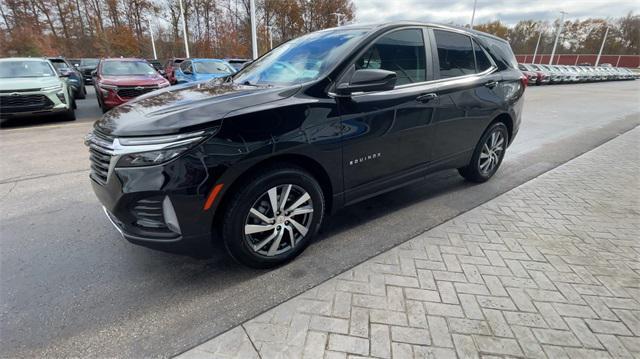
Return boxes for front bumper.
[0,89,71,118]
[90,159,216,255]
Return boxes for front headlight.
[112,129,217,168]
[117,146,192,167]
[42,84,63,92]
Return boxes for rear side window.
[433,30,475,78]
[481,37,518,70]
[473,40,492,72]
[356,29,426,86]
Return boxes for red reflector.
[203,184,224,211]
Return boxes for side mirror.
[91,70,97,77]
[158,69,166,76]
[336,69,397,95]
[59,68,72,77]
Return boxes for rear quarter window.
[478,36,518,70]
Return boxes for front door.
[339,28,438,203]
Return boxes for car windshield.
[102,61,157,76]
[0,60,56,78]
[234,28,368,86]
[81,59,99,66]
[194,61,235,74]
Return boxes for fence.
[515,54,640,68]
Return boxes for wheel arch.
[489,112,513,144]
[211,153,335,231]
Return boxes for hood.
[0,76,62,91]
[94,79,299,136]
[100,74,167,87]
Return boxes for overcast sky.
[352,0,638,26]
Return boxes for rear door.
[428,29,502,164]
[339,27,438,202]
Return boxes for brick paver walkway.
[178,128,640,359]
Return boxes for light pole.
[470,0,478,28]
[178,0,190,58]
[549,11,567,65]
[331,12,344,27]
[148,19,157,60]
[250,0,258,59]
[595,26,609,66]
[266,25,273,50]
[532,23,543,64]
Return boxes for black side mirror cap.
[336,69,397,95]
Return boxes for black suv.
[86,22,525,268]
[77,58,100,84]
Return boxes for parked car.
[68,58,82,67]
[76,58,100,84]
[518,64,537,85]
[524,64,550,85]
[163,57,185,85]
[48,57,87,99]
[85,22,525,268]
[147,59,165,75]
[0,57,76,123]
[174,58,236,83]
[93,58,170,112]
[225,58,251,71]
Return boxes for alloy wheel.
[478,129,505,175]
[244,184,314,256]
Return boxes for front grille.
[87,130,114,185]
[117,87,157,99]
[0,94,54,113]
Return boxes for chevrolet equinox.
[86,22,525,268]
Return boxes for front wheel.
[458,122,508,183]
[222,166,325,268]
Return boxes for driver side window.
[355,29,426,86]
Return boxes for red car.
[94,58,170,112]
[163,57,186,85]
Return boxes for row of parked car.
[518,63,638,85]
[0,56,251,123]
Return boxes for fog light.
[162,196,181,235]
[56,92,66,103]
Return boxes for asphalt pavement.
[1,82,639,358]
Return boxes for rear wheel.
[222,166,325,268]
[458,122,508,183]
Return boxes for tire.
[222,166,325,268]
[458,122,508,183]
[62,108,76,121]
[76,85,86,99]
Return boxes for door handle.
[484,80,499,88]
[416,93,437,103]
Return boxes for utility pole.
[470,0,477,28]
[148,19,157,60]
[532,23,543,64]
[595,26,609,66]
[179,0,190,58]
[549,11,567,65]
[266,25,273,50]
[250,0,257,59]
[331,12,344,27]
